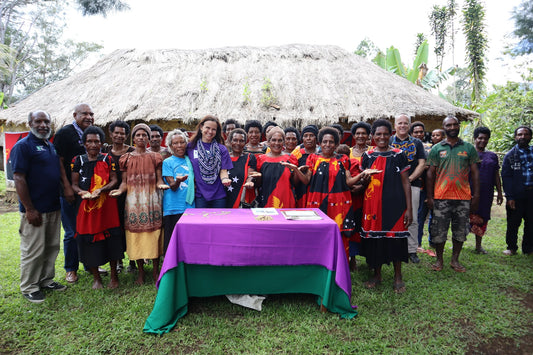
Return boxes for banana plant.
[373,40,429,83]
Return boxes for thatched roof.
[1,44,478,130]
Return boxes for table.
[143,208,357,334]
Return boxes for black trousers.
[163,213,183,255]
[505,189,533,254]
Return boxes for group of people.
[11,104,533,303]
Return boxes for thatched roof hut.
[0,44,477,132]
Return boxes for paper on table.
[281,210,322,220]
[251,208,278,216]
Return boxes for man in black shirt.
[53,104,94,283]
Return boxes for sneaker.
[503,249,517,256]
[42,281,67,291]
[116,264,124,274]
[409,253,420,264]
[23,290,45,303]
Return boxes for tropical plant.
[429,5,450,71]
[443,66,473,108]
[373,40,429,84]
[260,77,278,108]
[413,33,427,56]
[462,0,488,106]
[478,73,533,152]
[510,0,533,55]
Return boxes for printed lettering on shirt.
[457,151,468,157]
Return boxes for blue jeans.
[195,196,227,208]
[417,189,434,246]
[60,196,80,272]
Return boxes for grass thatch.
[1,44,477,131]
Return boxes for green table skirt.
[143,263,357,334]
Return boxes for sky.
[64,0,526,87]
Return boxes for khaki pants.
[408,186,421,254]
[19,210,61,294]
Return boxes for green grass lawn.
[0,202,532,354]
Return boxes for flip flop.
[450,264,466,272]
[393,282,406,294]
[431,263,443,271]
[364,279,382,289]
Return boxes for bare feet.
[431,261,443,271]
[108,279,119,289]
[393,282,406,294]
[349,257,357,272]
[92,280,103,289]
[450,262,466,272]
[364,278,382,289]
[134,275,145,286]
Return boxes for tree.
[462,0,488,106]
[443,66,473,108]
[413,33,426,56]
[354,37,381,59]
[76,0,130,16]
[0,0,128,105]
[510,0,533,55]
[429,5,449,71]
[428,1,457,72]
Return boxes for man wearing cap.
[390,114,426,263]
[11,111,67,303]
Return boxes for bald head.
[73,103,94,131]
[28,110,52,140]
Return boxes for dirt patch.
[466,288,533,355]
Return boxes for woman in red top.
[300,127,369,260]
[256,127,305,208]
[225,128,260,208]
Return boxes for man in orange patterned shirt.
[426,116,480,273]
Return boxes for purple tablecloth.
[159,208,352,298]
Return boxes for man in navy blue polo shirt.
[11,111,67,303]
